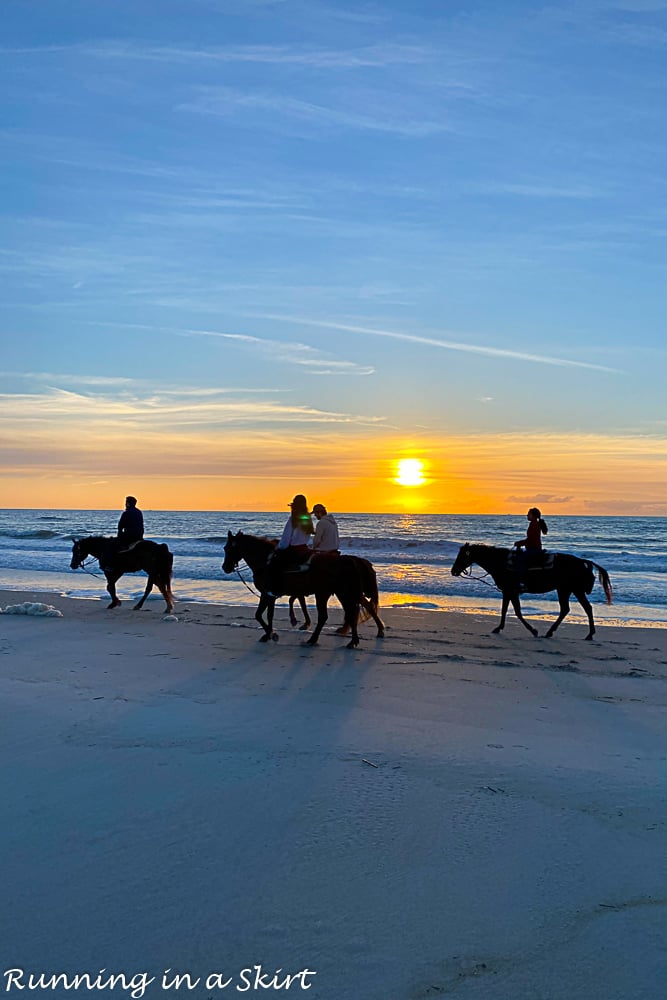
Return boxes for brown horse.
[71,536,175,613]
[451,543,612,640]
[222,531,384,648]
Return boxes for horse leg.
[257,595,278,642]
[510,595,539,637]
[338,596,383,639]
[306,592,329,646]
[544,589,571,638]
[151,575,175,613]
[573,590,595,640]
[288,596,310,630]
[134,576,154,610]
[342,597,360,649]
[298,596,311,630]
[362,595,385,639]
[105,572,122,609]
[491,593,511,634]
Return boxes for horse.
[451,543,613,640]
[70,536,175,613]
[222,531,385,649]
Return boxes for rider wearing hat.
[266,494,314,597]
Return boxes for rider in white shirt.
[266,494,314,596]
[311,504,340,555]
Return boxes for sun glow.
[395,458,426,487]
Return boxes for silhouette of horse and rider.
[451,507,613,640]
[69,496,613,644]
[70,497,175,613]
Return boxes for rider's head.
[290,494,308,514]
[125,496,137,508]
[312,503,327,519]
[527,507,541,521]
[289,494,313,533]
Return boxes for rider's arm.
[277,521,292,549]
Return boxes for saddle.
[507,549,555,577]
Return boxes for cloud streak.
[177,87,449,137]
[0,41,430,68]
[254,315,622,373]
[182,328,375,375]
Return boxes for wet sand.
[1,590,666,999]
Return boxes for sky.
[2,0,667,514]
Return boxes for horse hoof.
[377,630,385,639]
[346,639,360,649]
[259,634,270,643]
[298,623,310,631]
[585,634,593,641]
[305,638,317,647]
[272,632,279,642]
[491,627,502,634]
[107,602,121,609]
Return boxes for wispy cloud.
[471,181,605,199]
[254,315,622,373]
[0,40,429,68]
[177,87,449,137]
[0,385,386,428]
[181,328,375,375]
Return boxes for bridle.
[455,551,499,591]
[224,545,262,598]
[72,544,104,578]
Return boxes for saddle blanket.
[507,551,555,574]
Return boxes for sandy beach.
[1,590,666,1000]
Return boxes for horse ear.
[227,530,232,540]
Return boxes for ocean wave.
[0,528,62,540]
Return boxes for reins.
[459,565,500,591]
[235,561,262,598]
[76,556,105,579]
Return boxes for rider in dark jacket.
[118,496,144,547]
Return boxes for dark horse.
[451,543,613,640]
[71,536,175,613]
[222,531,384,648]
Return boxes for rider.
[513,507,548,578]
[266,494,314,597]
[311,503,340,557]
[117,496,144,550]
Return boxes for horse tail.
[344,557,379,626]
[594,562,613,604]
[584,560,612,604]
[160,543,175,599]
[360,558,380,624]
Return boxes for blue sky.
[2,0,666,511]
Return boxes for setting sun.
[395,458,426,487]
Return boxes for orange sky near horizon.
[3,427,666,516]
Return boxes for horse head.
[222,530,243,574]
[451,543,473,577]
[70,537,87,570]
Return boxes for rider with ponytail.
[514,507,548,566]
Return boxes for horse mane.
[468,542,510,554]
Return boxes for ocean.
[1,508,666,628]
